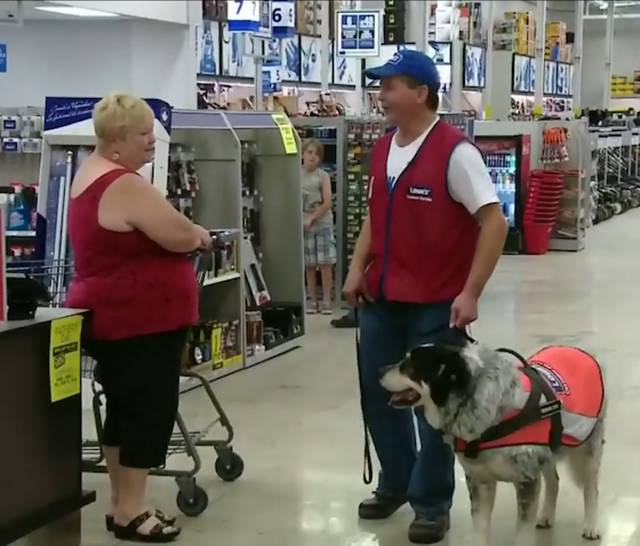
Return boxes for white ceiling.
[1,0,126,21]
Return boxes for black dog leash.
[354,313,475,485]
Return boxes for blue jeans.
[359,300,463,518]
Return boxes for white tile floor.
[81,211,640,545]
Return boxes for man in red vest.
[344,50,508,543]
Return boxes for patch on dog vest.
[455,346,604,454]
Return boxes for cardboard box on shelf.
[527,40,535,57]
[546,21,567,35]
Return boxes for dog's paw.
[582,526,601,541]
[536,515,554,529]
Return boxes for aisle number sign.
[271,114,297,154]
[336,10,380,57]
[228,0,260,32]
[272,0,295,38]
[49,315,83,403]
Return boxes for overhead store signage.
[44,97,172,133]
[272,0,295,38]
[262,66,282,94]
[0,44,6,73]
[336,10,380,57]
[228,0,260,33]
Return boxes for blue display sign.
[228,0,260,33]
[272,0,295,38]
[262,67,282,94]
[44,97,172,133]
[0,44,6,73]
[336,10,380,58]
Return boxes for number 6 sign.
[272,0,295,38]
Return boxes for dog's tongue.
[390,389,420,407]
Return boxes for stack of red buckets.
[523,170,564,254]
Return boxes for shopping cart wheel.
[176,485,209,517]
[215,451,245,482]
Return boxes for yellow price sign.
[532,105,544,117]
[271,113,298,155]
[49,315,83,403]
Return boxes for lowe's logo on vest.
[406,185,433,202]
[531,362,570,395]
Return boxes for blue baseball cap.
[365,49,440,90]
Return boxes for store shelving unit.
[543,120,591,252]
[172,110,305,390]
[1,109,43,262]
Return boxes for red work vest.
[455,346,604,454]
[366,121,479,303]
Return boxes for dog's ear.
[409,344,471,407]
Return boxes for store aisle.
[82,212,640,546]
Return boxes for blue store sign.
[0,44,7,73]
[272,0,295,38]
[228,0,260,33]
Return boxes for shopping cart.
[11,233,245,518]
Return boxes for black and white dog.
[380,342,606,546]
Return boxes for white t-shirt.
[386,117,498,215]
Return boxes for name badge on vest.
[407,185,432,202]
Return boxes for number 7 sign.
[228,0,260,32]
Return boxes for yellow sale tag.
[532,105,544,117]
[49,315,83,403]
[483,105,493,120]
[271,113,298,155]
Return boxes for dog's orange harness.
[455,346,604,458]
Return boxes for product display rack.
[171,111,305,391]
[1,108,43,262]
[541,121,591,252]
[589,127,640,226]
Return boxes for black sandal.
[113,511,181,543]
[106,510,176,532]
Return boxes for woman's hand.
[195,225,213,250]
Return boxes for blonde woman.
[66,93,210,542]
[301,139,336,314]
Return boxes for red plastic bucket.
[523,223,553,255]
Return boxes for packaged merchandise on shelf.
[245,310,265,357]
[342,120,386,277]
[167,146,200,219]
[541,127,570,164]
[240,141,261,258]
[184,319,242,370]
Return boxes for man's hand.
[343,266,372,306]
[450,291,479,328]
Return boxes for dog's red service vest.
[455,346,604,454]
[366,121,479,303]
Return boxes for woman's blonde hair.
[93,92,154,141]
[302,138,324,161]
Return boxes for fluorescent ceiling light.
[34,5,118,17]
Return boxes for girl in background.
[301,139,336,315]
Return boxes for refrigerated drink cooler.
[475,135,531,253]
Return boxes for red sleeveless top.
[66,169,198,340]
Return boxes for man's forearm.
[463,209,508,298]
[350,215,372,271]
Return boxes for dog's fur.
[380,343,606,546]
